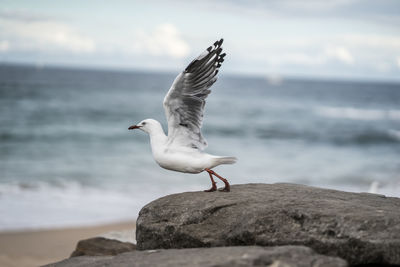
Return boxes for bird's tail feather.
[215,156,237,165]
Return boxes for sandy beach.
[0,221,135,267]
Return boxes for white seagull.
[129,39,237,192]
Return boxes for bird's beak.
[128,125,141,130]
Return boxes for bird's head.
[128,119,159,134]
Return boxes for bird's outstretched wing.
[163,38,225,150]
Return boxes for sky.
[1,0,400,81]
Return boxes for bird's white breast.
[153,147,211,173]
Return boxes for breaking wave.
[315,106,400,121]
[0,181,149,231]
[255,126,400,145]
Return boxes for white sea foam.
[368,181,380,194]
[315,106,400,121]
[1,175,399,231]
[100,229,136,244]
[367,181,400,197]
[0,178,207,231]
[0,181,154,231]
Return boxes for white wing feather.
[163,39,225,150]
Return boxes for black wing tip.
[184,38,225,73]
[214,38,224,47]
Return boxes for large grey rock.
[70,237,136,257]
[136,183,400,265]
[45,245,347,267]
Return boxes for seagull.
[129,38,237,192]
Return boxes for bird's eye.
[142,122,146,125]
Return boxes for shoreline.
[0,221,135,267]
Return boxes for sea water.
[0,64,399,230]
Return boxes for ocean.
[0,64,399,231]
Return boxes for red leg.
[204,170,217,192]
[205,168,230,192]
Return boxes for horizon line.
[1,61,400,85]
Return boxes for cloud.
[342,34,400,48]
[0,40,9,51]
[196,0,357,17]
[0,11,95,53]
[339,34,400,72]
[324,46,354,64]
[0,9,55,22]
[284,46,354,66]
[233,32,400,76]
[248,44,354,67]
[376,62,391,73]
[276,0,359,12]
[131,24,190,59]
[197,0,400,26]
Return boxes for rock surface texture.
[136,183,400,266]
[45,245,347,267]
[70,237,136,257]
